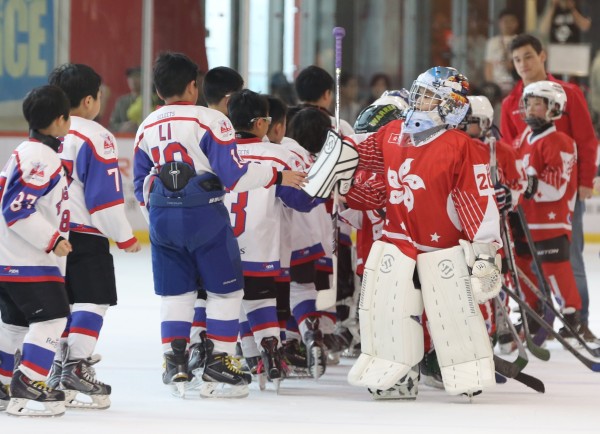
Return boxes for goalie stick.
[503,284,600,372]
[316,27,345,311]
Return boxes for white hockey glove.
[459,240,502,304]
[302,130,359,199]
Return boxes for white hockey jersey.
[224,136,316,276]
[60,116,136,248]
[0,138,70,282]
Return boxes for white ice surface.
[3,245,600,433]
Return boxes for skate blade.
[258,373,267,391]
[64,390,111,410]
[6,398,66,417]
[368,388,418,401]
[309,347,325,380]
[199,381,249,399]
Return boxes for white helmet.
[520,80,567,125]
[404,66,470,134]
[466,95,494,132]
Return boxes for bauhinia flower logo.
[387,158,425,211]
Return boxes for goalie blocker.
[348,240,499,397]
[302,130,359,198]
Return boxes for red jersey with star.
[346,119,501,259]
[515,126,577,241]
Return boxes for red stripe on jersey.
[89,198,125,214]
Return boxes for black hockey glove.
[494,183,512,212]
[523,175,538,199]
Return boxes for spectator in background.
[339,72,361,124]
[590,49,600,134]
[109,67,141,133]
[484,9,520,97]
[539,0,591,44]
[270,72,297,106]
[364,73,391,107]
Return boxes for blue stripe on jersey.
[241,259,280,276]
[77,143,124,214]
[160,320,191,344]
[275,186,323,212]
[290,243,325,264]
[0,350,15,377]
[340,232,352,246]
[133,147,154,203]
[206,317,239,342]
[199,133,249,189]
[0,265,63,281]
[1,168,60,227]
[316,257,333,268]
[21,342,55,376]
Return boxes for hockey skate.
[7,369,65,417]
[61,356,112,410]
[324,332,350,365]
[0,382,9,411]
[186,331,208,391]
[282,339,310,379]
[368,365,420,400]
[419,351,443,390]
[303,316,327,380]
[162,339,189,398]
[256,336,288,392]
[579,321,600,344]
[200,339,250,398]
[46,359,63,390]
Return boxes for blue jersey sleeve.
[76,143,124,213]
[133,146,154,203]
[275,185,324,212]
[199,132,249,189]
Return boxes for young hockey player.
[48,63,141,409]
[225,90,321,389]
[513,81,582,334]
[501,34,598,341]
[304,66,503,400]
[0,85,72,416]
[133,52,306,398]
[203,66,244,116]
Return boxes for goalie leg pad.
[302,130,359,198]
[417,245,495,396]
[347,241,424,390]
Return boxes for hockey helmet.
[465,95,494,132]
[404,66,470,134]
[520,80,566,127]
[353,90,409,133]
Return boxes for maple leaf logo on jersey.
[387,158,425,211]
[102,134,116,156]
[29,162,47,181]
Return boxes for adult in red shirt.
[500,33,598,341]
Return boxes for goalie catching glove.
[302,129,359,199]
[459,240,502,303]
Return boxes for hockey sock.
[190,297,207,345]
[0,322,27,383]
[160,291,196,353]
[239,308,260,358]
[205,289,243,354]
[68,303,108,359]
[20,318,67,381]
[290,281,318,327]
[243,298,280,349]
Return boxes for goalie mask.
[404,66,470,134]
[353,90,409,133]
[520,80,566,130]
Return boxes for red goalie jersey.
[345,119,501,260]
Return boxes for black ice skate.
[46,360,63,390]
[368,365,420,400]
[256,336,287,392]
[185,331,208,391]
[558,309,582,341]
[200,339,249,398]
[61,357,112,409]
[0,381,9,411]
[324,332,350,365]
[7,369,65,417]
[303,316,327,380]
[419,350,443,390]
[162,339,189,398]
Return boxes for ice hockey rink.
[3,245,599,433]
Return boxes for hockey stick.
[503,284,600,372]
[516,267,600,358]
[493,357,545,393]
[316,27,345,311]
[500,215,551,361]
[494,295,529,370]
[488,140,549,361]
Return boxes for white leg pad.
[348,241,423,390]
[417,246,495,396]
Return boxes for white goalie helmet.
[466,95,494,131]
[404,66,470,134]
[520,80,567,123]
